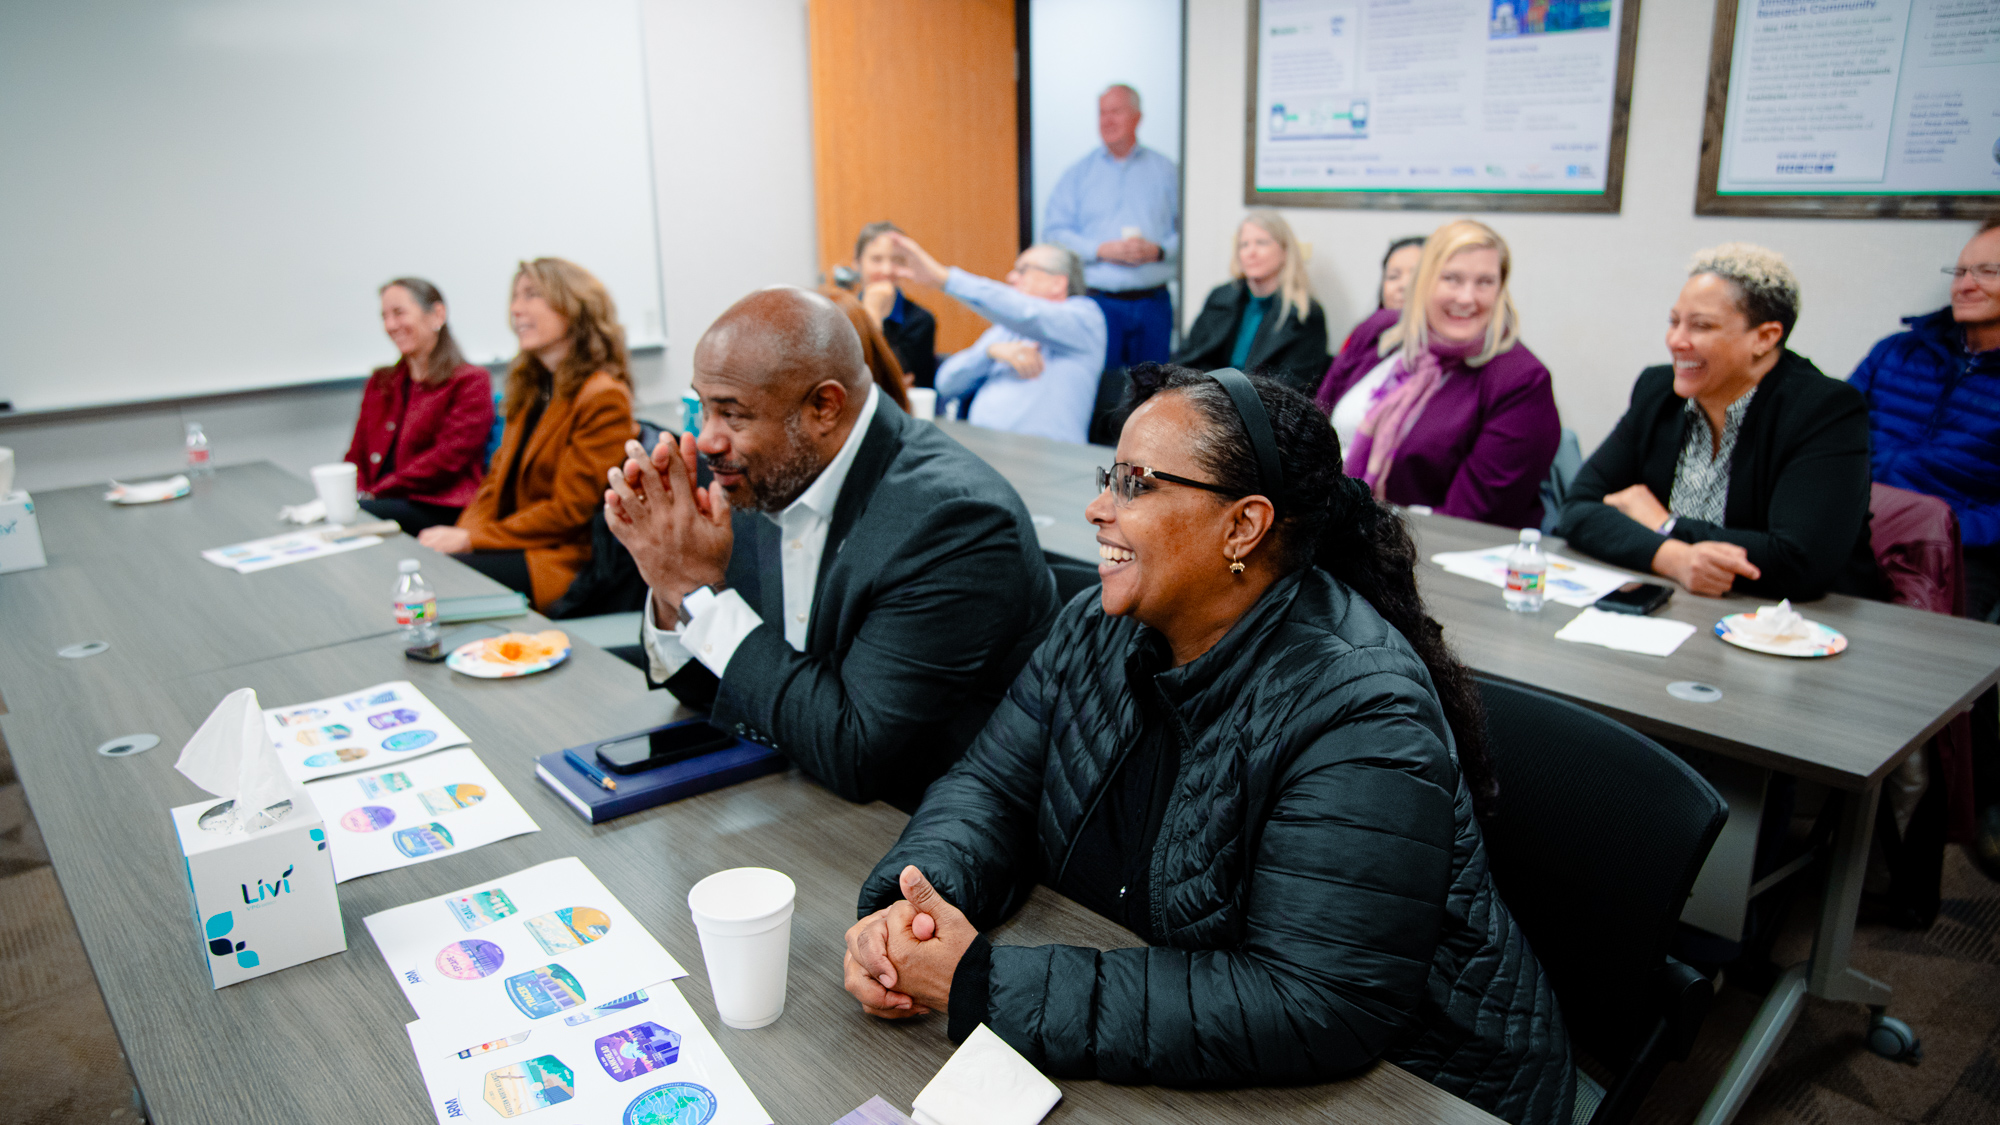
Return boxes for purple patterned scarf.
[1344,334,1482,496]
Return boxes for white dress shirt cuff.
[643,587,765,681]
[641,593,695,682]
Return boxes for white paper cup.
[309,462,360,524]
[687,867,795,1029]
[906,387,938,421]
[0,446,14,496]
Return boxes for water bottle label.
[187,449,211,465]
[396,598,434,625]
[1505,569,1542,593]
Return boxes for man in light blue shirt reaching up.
[890,232,1107,444]
[1044,83,1179,374]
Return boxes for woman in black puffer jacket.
[842,366,1573,1125]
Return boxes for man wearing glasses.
[890,233,1108,443]
[1849,217,2000,877]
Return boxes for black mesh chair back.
[1044,551,1101,606]
[1477,678,1726,1123]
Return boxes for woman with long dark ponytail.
[839,364,1569,1124]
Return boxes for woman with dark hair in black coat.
[841,365,1573,1125]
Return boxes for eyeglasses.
[1941,264,2000,282]
[1095,463,1235,506]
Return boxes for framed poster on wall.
[1696,0,2000,219]
[1244,0,1643,213]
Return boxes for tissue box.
[171,787,346,988]
[0,491,46,574]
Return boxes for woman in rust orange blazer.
[417,258,637,609]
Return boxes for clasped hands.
[987,340,1045,378]
[843,865,978,1019]
[603,430,734,621]
[1604,483,1761,597]
[1096,237,1160,265]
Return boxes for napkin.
[909,1024,1061,1125]
[104,475,190,503]
[278,498,327,524]
[1554,607,1697,657]
[1733,599,1809,642]
[174,688,298,832]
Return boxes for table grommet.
[1667,681,1723,703]
[97,733,160,757]
[58,640,111,659]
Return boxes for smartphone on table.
[594,721,736,775]
[1595,581,1673,616]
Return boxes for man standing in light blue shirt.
[891,233,1107,444]
[1044,83,1180,374]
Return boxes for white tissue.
[1735,599,1808,642]
[278,498,327,525]
[174,688,298,832]
[909,1024,1061,1125]
[1554,607,1697,657]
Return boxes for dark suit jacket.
[1171,279,1330,394]
[654,404,1059,808]
[1557,351,1886,601]
[882,295,939,388]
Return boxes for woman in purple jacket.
[1316,220,1560,529]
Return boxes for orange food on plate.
[480,630,569,666]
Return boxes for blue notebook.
[534,720,786,824]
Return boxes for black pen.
[563,749,617,791]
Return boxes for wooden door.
[808,0,1019,353]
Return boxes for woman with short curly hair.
[1557,242,1886,600]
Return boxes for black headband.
[1208,368,1284,499]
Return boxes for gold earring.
[1228,549,1245,575]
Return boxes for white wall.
[1185,0,1982,452]
[0,0,815,494]
[1030,0,1184,243]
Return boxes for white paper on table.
[404,978,772,1125]
[910,1024,1062,1125]
[201,525,381,573]
[1428,546,1635,608]
[301,748,539,881]
[364,857,687,1036]
[263,681,471,783]
[1554,607,1698,657]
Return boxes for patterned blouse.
[1668,388,1757,525]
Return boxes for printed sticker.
[273,706,327,727]
[344,689,399,711]
[304,749,368,768]
[563,990,649,1026]
[359,771,413,798]
[449,889,519,931]
[623,1082,717,1125]
[483,1055,575,1117]
[367,708,422,730]
[595,1022,681,1081]
[392,822,454,857]
[525,907,612,955]
[436,938,507,980]
[419,783,487,815]
[382,729,438,752]
[456,1031,530,1059]
[339,805,396,832]
[505,964,586,1019]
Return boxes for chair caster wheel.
[1865,1012,1922,1063]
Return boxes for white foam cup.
[309,462,360,524]
[687,867,796,1029]
[906,387,938,421]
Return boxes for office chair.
[1044,550,1101,606]
[1087,366,1129,447]
[1539,427,1583,534]
[1476,678,1727,1125]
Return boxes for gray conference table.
[937,420,2000,1125]
[0,464,1497,1125]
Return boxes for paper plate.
[105,477,190,505]
[446,638,570,678]
[1713,614,1847,658]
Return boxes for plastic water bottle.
[184,422,213,478]
[394,559,440,648]
[1504,528,1547,613]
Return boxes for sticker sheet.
[406,979,773,1125]
[363,858,686,1037]
[264,681,471,783]
[302,748,540,881]
[201,526,383,574]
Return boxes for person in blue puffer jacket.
[1850,217,2000,877]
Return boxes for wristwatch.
[676,583,725,627]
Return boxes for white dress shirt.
[642,384,880,682]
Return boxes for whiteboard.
[0,0,664,414]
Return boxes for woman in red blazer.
[346,277,496,533]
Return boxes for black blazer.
[1171,279,1330,394]
[881,296,938,388]
[655,404,1059,809]
[1557,351,1884,601]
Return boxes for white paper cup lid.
[688,867,795,932]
